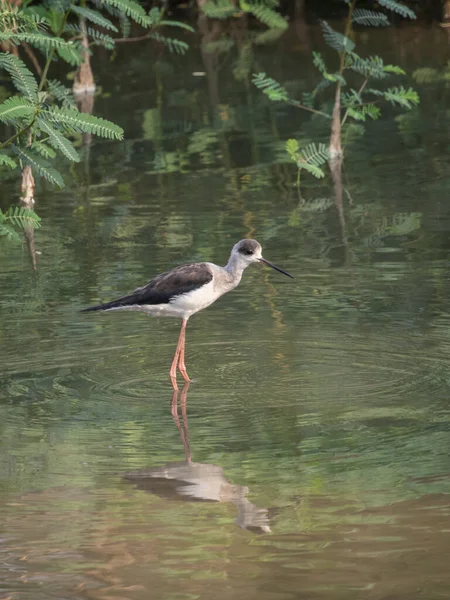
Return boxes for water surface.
[1,20,450,600]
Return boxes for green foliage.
[47,79,77,109]
[0,95,36,124]
[0,31,69,50]
[252,0,418,171]
[65,23,115,49]
[321,21,355,53]
[56,42,83,66]
[384,87,420,109]
[412,67,440,84]
[149,32,189,55]
[201,0,287,30]
[247,2,288,30]
[286,140,329,184]
[252,73,288,101]
[346,53,386,79]
[32,140,57,159]
[201,0,238,20]
[352,9,389,27]
[12,145,65,187]
[101,0,152,27]
[0,0,189,192]
[0,53,38,101]
[345,104,381,121]
[313,52,344,83]
[36,118,80,162]
[0,154,18,169]
[377,0,416,20]
[0,206,41,242]
[42,106,124,139]
[69,5,118,32]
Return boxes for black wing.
[82,263,213,312]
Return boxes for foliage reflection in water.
[1,18,450,600]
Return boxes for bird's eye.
[242,249,253,255]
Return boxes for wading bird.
[82,239,293,389]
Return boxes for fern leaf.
[287,142,329,180]
[36,118,80,162]
[201,0,237,19]
[384,86,419,109]
[299,142,330,167]
[42,106,124,139]
[100,0,152,26]
[119,14,131,37]
[65,24,115,50]
[412,67,439,84]
[159,20,195,32]
[32,140,57,159]
[301,91,315,107]
[365,88,385,97]
[377,0,416,19]
[297,161,325,179]
[364,104,381,119]
[0,153,18,169]
[46,8,66,35]
[252,27,285,45]
[149,32,188,55]
[285,138,299,159]
[248,5,288,30]
[0,31,69,49]
[383,64,405,75]
[342,90,362,106]
[0,96,35,124]
[0,53,38,101]
[47,79,77,109]
[12,145,65,188]
[252,72,288,101]
[345,53,387,79]
[57,43,83,66]
[0,206,41,229]
[46,0,72,15]
[346,104,380,121]
[312,51,344,82]
[352,9,389,27]
[70,5,118,32]
[0,223,20,242]
[321,21,355,53]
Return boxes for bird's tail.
[81,299,127,312]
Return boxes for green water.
[1,21,450,600]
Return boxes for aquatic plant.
[252,0,419,184]
[200,0,288,30]
[0,205,40,242]
[0,0,192,208]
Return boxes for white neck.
[224,252,249,279]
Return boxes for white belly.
[165,279,222,319]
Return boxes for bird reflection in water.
[123,384,271,533]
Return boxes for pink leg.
[169,320,186,390]
[177,319,191,383]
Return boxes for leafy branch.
[0,206,41,242]
[252,0,419,182]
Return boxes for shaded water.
[1,19,450,600]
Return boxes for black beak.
[259,257,294,279]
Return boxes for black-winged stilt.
[82,239,293,389]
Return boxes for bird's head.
[232,239,294,278]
